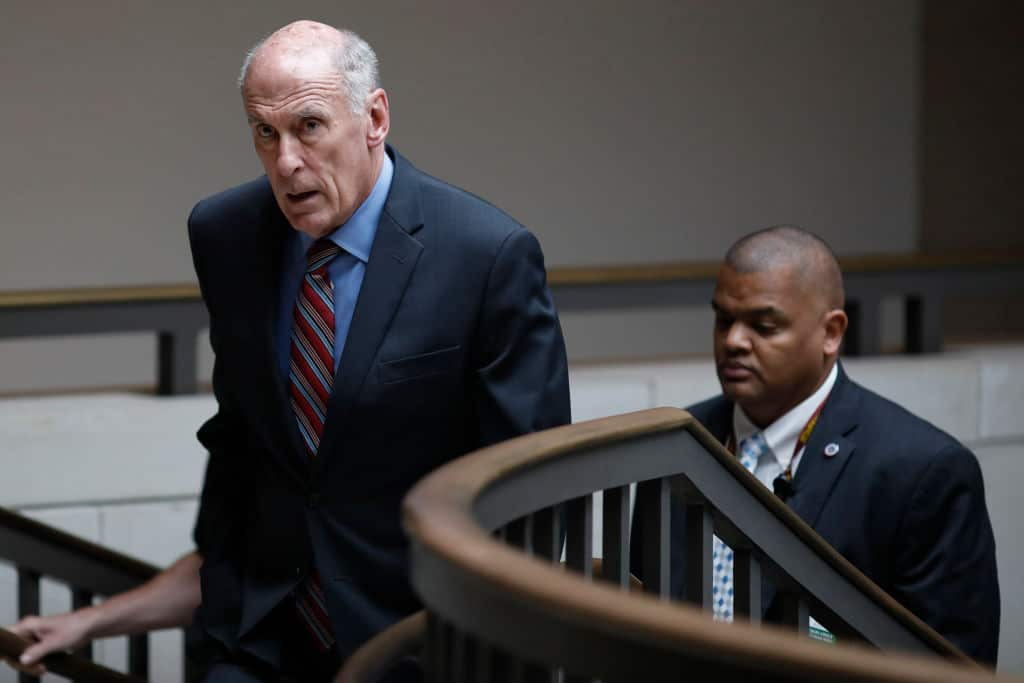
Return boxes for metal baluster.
[424,613,438,683]
[128,634,148,679]
[475,639,494,683]
[531,506,562,563]
[506,516,532,553]
[637,478,670,598]
[491,649,520,683]
[523,661,558,683]
[602,486,630,588]
[17,569,41,683]
[566,495,593,579]
[685,504,713,609]
[732,549,761,624]
[426,614,452,683]
[71,588,95,660]
[777,593,811,636]
[451,628,467,683]
[905,293,943,353]
[508,656,526,683]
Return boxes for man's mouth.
[286,190,319,203]
[718,362,755,381]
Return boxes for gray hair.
[238,28,380,115]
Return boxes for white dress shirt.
[730,363,840,639]
[732,363,839,489]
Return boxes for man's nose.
[723,323,751,352]
[276,136,303,177]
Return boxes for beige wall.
[0,1,919,290]
[0,0,921,390]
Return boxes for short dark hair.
[724,225,845,310]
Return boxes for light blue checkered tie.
[712,432,768,621]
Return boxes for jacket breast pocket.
[377,345,462,384]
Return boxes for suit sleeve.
[890,444,1000,665]
[472,228,571,446]
[192,356,250,557]
[188,207,250,559]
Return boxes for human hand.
[3,610,96,676]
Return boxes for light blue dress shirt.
[276,154,394,381]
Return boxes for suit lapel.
[315,150,425,471]
[788,364,860,528]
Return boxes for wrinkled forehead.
[246,45,337,89]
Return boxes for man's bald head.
[724,225,845,312]
[713,226,849,427]
[239,20,380,114]
[239,20,390,238]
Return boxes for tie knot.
[738,432,767,473]
[306,240,341,273]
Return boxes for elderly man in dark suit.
[634,225,999,665]
[9,20,569,682]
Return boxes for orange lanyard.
[782,399,827,481]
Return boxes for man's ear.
[823,308,848,358]
[365,88,390,149]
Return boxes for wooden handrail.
[402,408,1005,682]
[335,559,638,682]
[335,612,426,683]
[2,248,1022,308]
[550,248,1024,285]
[0,507,159,591]
[0,284,201,308]
[0,628,144,683]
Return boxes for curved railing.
[342,408,1008,682]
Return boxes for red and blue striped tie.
[289,239,340,650]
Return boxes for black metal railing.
[0,507,179,682]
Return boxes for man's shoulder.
[393,151,526,246]
[841,376,966,458]
[189,177,275,226]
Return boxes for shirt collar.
[295,152,394,263]
[732,362,839,469]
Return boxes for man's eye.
[753,322,777,334]
[255,124,275,138]
[303,119,321,133]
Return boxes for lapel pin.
[824,442,840,458]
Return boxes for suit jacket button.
[307,492,320,508]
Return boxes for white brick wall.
[1,346,1022,677]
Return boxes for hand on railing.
[0,626,144,682]
[3,609,97,675]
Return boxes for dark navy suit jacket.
[633,364,1000,665]
[186,147,571,671]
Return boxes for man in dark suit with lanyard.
[634,225,999,664]
[8,20,570,682]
